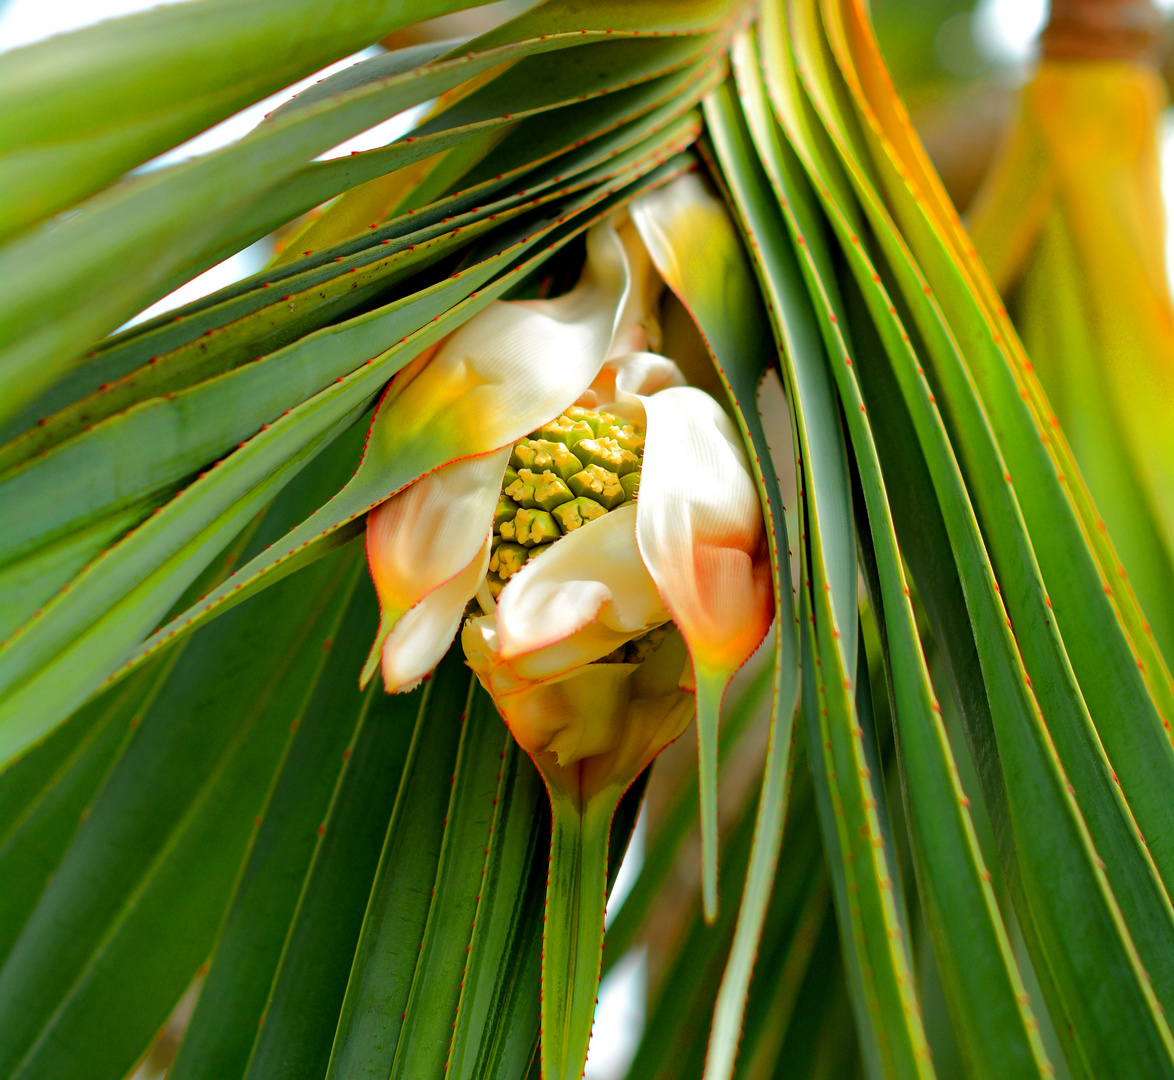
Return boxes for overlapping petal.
[362,222,630,492]
[463,616,693,801]
[636,385,773,687]
[379,534,492,693]
[572,626,696,798]
[493,504,670,680]
[363,447,509,689]
[361,221,633,689]
[630,171,734,329]
[463,619,635,767]
[609,216,667,358]
[627,175,774,680]
[579,350,685,410]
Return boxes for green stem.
[541,781,616,1080]
[695,668,726,924]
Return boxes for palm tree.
[1,1,1173,1078]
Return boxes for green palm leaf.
[3,0,1174,1078]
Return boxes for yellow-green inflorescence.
[480,405,671,664]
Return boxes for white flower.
[363,214,773,803]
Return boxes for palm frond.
[2,1,1173,1079]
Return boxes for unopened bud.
[508,469,574,512]
[534,470,574,511]
[505,472,537,509]
[570,407,622,438]
[565,405,603,432]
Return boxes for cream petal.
[462,616,694,791]
[629,171,716,297]
[381,534,492,692]
[609,351,686,399]
[493,504,670,681]
[580,628,696,794]
[465,631,635,764]
[607,215,666,358]
[363,447,509,686]
[635,386,773,682]
[631,173,777,918]
[577,350,685,412]
[364,222,630,490]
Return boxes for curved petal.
[636,385,773,685]
[381,534,491,692]
[362,222,630,497]
[463,616,634,765]
[635,386,772,920]
[494,504,670,680]
[578,350,685,411]
[629,171,723,306]
[608,215,666,359]
[462,618,693,790]
[631,173,779,920]
[363,447,509,688]
[580,626,697,795]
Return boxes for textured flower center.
[484,405,645,600]
[478,406,673,663]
